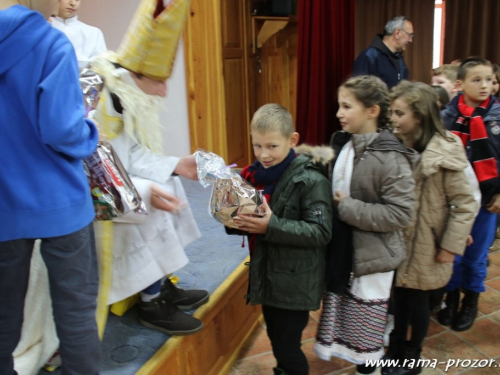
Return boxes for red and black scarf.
[451,94,499,205]
[240,149,296,253]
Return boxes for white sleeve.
[126,141,180,185]
[91,29,107,59]
[464,161,482,216]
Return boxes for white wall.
[78,0,191,157]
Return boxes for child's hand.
[436,248,455,263]
[487,194,500,214]
[333,191,346,207]
[233,200,272,234]
[150,184,184,212]
[466,235,474,246]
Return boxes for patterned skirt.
[314,271,394,364]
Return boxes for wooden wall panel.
[184,0,228,159]
[221,0,251,167]
[185,0,298,165]
[223,59,248,166]
[251,23,298,124]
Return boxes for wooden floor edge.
[136,255,256,375]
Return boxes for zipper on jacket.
[375,233,395,257]
[313,206,324,225]
[404,178,427,287]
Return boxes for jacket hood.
[294,144,335,166]
[365,128,416,154]
[370,34,402,60]
[420,132,468,177]
[360,129,418,165]
[0,5,50,75]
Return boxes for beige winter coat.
[395,132,478,290]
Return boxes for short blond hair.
[432,64,458,82]
[250,104,294,137]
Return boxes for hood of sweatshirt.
[0,5,51,75]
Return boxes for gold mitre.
[116,0,191,82]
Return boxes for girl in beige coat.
[382,82,477,375]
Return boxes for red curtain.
[295,0,355,145]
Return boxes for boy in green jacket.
[234,104,333,375]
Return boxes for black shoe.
[382,344,422,375]
[452,290,479,332]
[161,277,209,310]
[138,296,203,335]
[437,289,460,326]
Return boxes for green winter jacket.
[248,147,333,311]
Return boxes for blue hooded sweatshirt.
[0,5,98,241]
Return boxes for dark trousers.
[392,287,431,349]
[0,223,100,375]
[262,305,310,375]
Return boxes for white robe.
[98,87,201,304]
[51,16,107,70]
[13,242,58,375]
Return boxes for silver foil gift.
[195,150,265,228]
[79,70,147,220]
[84,141,147,221]
[80,68,104,119]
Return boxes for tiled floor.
[231,246,500,375]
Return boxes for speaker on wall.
[271,0,295,16]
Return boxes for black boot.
[382,344,422,375]
[382,334,404,361]
[452,290,479,332]
[161,277,209,310]
[437,289,460,326]
[138,296,203,335]
[381,336,404,375]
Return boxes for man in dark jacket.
[352,15,413,88]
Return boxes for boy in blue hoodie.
[439,57,500,332]
[0,1,100,374]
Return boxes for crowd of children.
[230,57,499,375]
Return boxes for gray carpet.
[39,177,248,375]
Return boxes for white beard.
[113,78,165,154]
[92,54,165,154]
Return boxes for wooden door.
[252,22,298,122]
[221,0,251,167]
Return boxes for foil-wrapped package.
[79,69,147,220]
[195,150,265,228]
[84,141,147,220]
[80,68,104,119]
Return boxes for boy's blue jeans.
[0,223,100,375]
[446,208,498,293]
